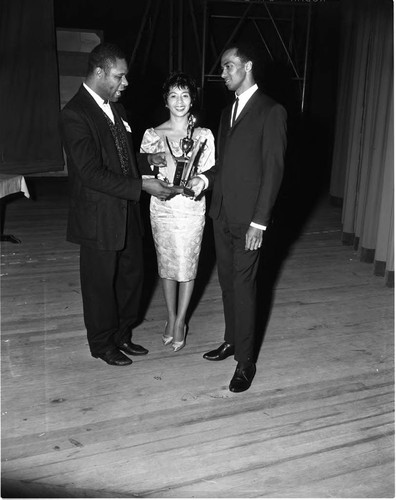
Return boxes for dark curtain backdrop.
[329,0,393,286]
[0,0,64,174]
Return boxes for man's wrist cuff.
[250,222,267,231]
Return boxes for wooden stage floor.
[1,178,394,498]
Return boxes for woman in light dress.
[140,72,215,352]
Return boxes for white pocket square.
[122,119,132,133]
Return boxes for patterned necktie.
[103,112,132,177]
[231,97,239,127]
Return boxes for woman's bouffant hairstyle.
[162,72,198,106]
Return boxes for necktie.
[231,97,239,127]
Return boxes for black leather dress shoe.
[93,349,132,366]
[229,362,256,392]
[203,342,235,361]
[117,341,149,356]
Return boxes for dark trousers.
[213,213,261,363]
[79,207,144,356]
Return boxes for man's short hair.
[87,42,127,76]
[223,41,258,65]
[223,41,261,81]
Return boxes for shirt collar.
[235,83,258,107]
[83,83,109,108]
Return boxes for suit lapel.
[77,87,139,178]
[111,105,139,178]
[227,90,261,134]
[78,86,120,160]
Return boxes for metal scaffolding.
[201,0,312,113]
[129,0,313,113]
[129,0,202,76]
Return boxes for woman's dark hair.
[162,72,198,106]
[87,42,127,76]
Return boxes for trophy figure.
[180,115,196,159]
[166,115,196,196]
[165,115,207,197]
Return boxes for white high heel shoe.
[162,322,173,346]
[171,325,187,352]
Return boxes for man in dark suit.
[189,42,287,392]
[60,43,173,367]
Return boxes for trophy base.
[170,185,195,197]
[182,187,195,197]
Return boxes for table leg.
[0,199,22,244]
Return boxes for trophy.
[165,115,202,197]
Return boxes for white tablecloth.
[0,174,30,199]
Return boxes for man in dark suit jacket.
[189,42,287,392]
[60,43,173,367]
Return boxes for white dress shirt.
[230,83,258,126]
[83,83,115,123]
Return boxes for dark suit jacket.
[60,85,153,251]
[206,90,287,227]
